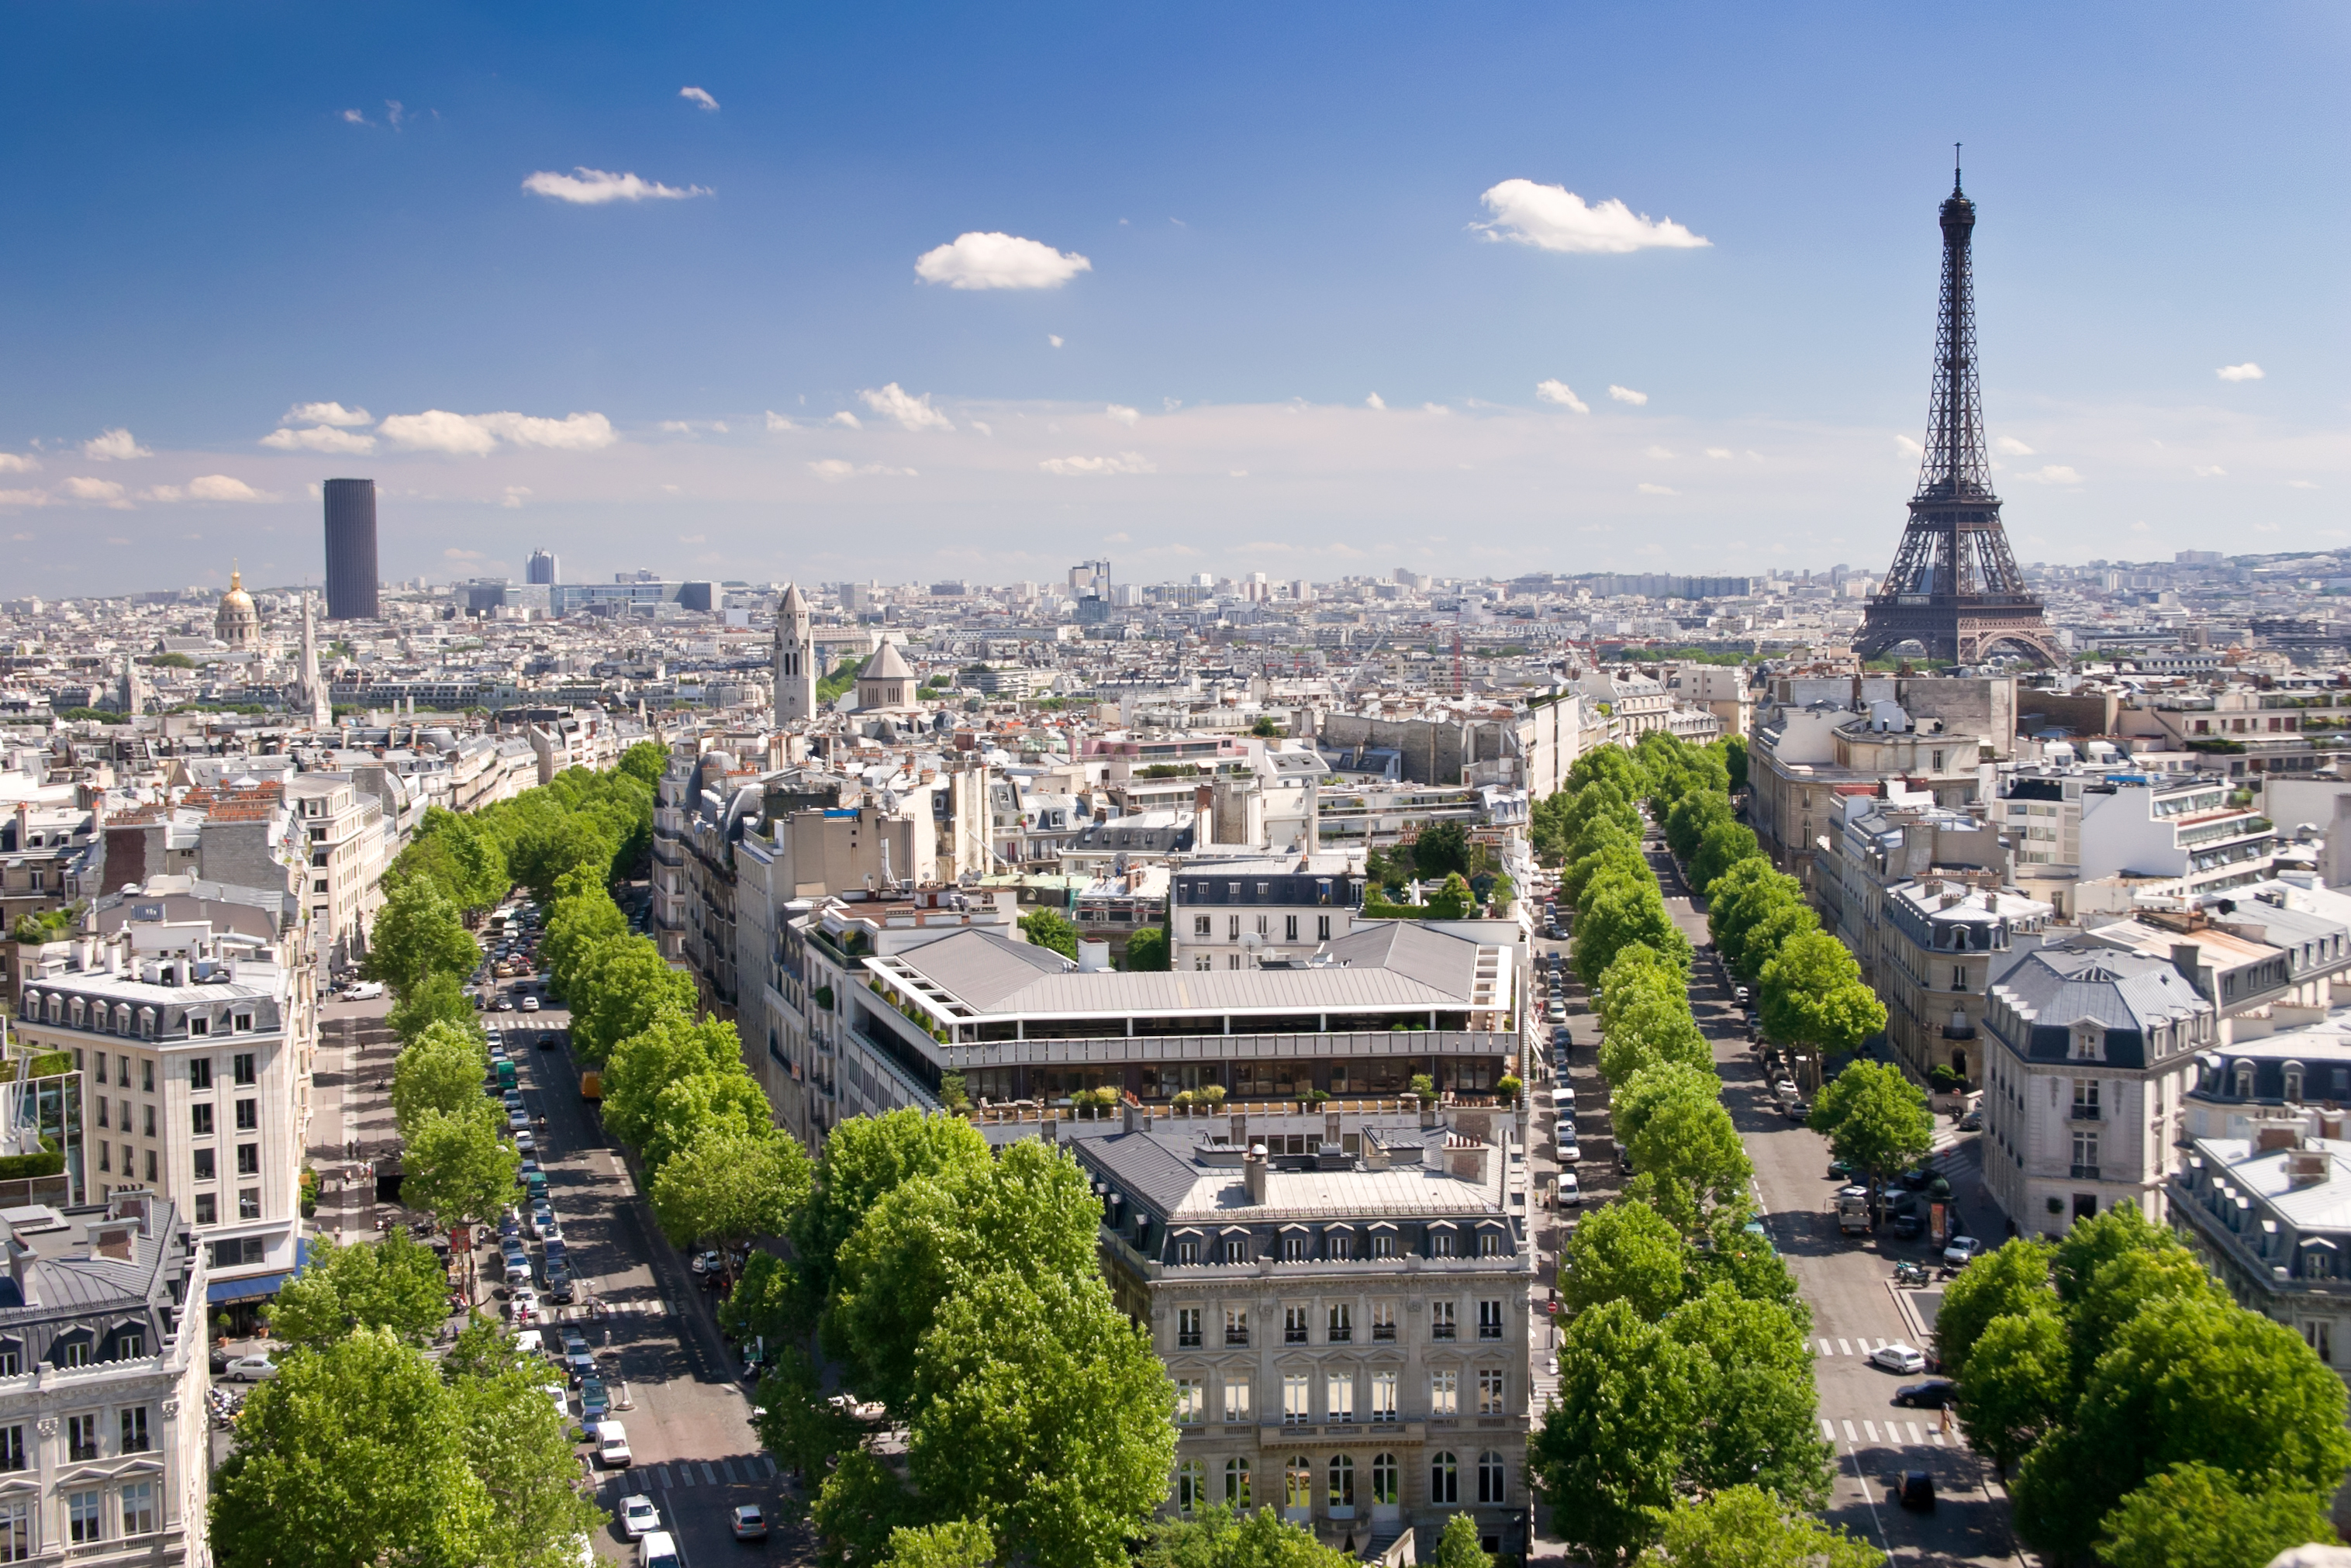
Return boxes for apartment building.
[0,1193,212,1568]
[284,775,387,969]
[1980,943,2215,1235]
[1075,1107,1531,1558]
[0,802,102,934]
[9,890,314,1299]
[1998,763,2277,912]
[1170,855,1367,970]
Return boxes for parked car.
[691,1250,723,1276]
[1943,1235,1984,1269]
[731,1506,769,1542]
[343,981,385,1002]
[1556,1138,1581,1166]
[1897,1470,1936,1511]
[1558,1170,1582,1207]
[1958,1107,1983,1131]
[1890,1211,1925,1238]
[1731,985,1752,1006]
[620,1497,661,1539]
[596,1421,633,1469]
[223,1355,281,1382]
[1892,1379,1959,1409]
[1869,1342,1928,1375]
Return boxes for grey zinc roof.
[2200,1138,2351,1231]
[1987,942,2208,1069]
[882,926,1484,1018]
[1082,1126,1510,1222]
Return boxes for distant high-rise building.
[527,549,560,585]
[322,478,380,620]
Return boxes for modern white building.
[1170,855,1368,971]
[284,775,387,969]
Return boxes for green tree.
[794,1111,996,1305]
[401,1103,520,1284]
[392,1021,491,1138]
[1664,1284,1830,1507]
[639,1069,778,1175]
[1718,734,1748,791]
[1424,872,1474,920]
[908,1270,1176,1568]
[362,876,481,996]
[1702,858,1796,956]
[885,1520,997,1568]
[2096,1462,2336,1568]
[1735,896,1820,984]
[1413,821,1472,879]
[1687,818,1763,896]
[721,1251,819,1349]
[1954,1304,2071,1470]
[449,1352,607,1568]
[1663,790,1733,864]
[1135,1507,1352,1568]
[1805,1060,1929,1215]
[1574,874,1690,988]
[1019,907,1079,959]
[542,878,628,996]
[2015,1293,2351,1561]
[212,1328,493,1568]
[1690,1201,1804,1315]
[1639,1486,1880,1568]
[753,1342,861,1482]
[1615,1065,1752,1228]
[1932,1237,2053,1380]
[1559,1198,1688,1321]
[1761,931,1886,1053]
[600,1012,743,1152]
[649,1124,815,1257]
[266,1231,451,1349]
[813,1448,925,1568]
[1123,927,1171,971]
[1529,1299,1697,1565]
[619,740,668,786]
[1433,1514,1490,1568]
[386,972,478,1046]
[569,938,697,1064]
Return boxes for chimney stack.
[1243,1143,1268,1206]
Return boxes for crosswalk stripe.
[678,1465,696,1487]
[700,1463,716,1485]
[652,1465,670,1488]
[1836,1339,1852,1356]
[1842,1421,1858,1443]
[1932,1432,1946,1447]
[721,1459,741,1484]
[1864,1421,1880,1443]
[1907,1421,1924,1445]
[1818,1339,1833,1356]
[756,1455,776,1478]
[1819,1420,1835,1441]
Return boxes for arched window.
[138,1009,157,1041]
[1327,1454,1355,1510]
[2285,1063,2306,1102]
[1371,1453,1400,1508]
[1285,1456,1313,1511]
[113,1005,132,1034]
[1430,1451,1459,1505]
[1224,1458,1251,1510]
[2235,1062,2256,1099]
[1476,1450,1507,1504]
[1175,1461,1204,1516]
[67,999,85,1029]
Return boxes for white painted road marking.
[1820,1420,1835,1440]
[1907,1421,1924,1445]
[1842,1421,1859,1442]
[1864,1421,1880,1444]
[1818,1338,1834,1356]
[1837,1338,1852,1356]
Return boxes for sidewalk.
[309,1005,405,1243]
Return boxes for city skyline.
[2,2,2343,594]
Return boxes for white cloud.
[913,232,1092,290]
[2129,520,2150,534]
[1705,447,1733,460]
[1895,434,1925,455]
[1421,403,1450,416]
[522,168,711,205]
[809,460,916,482]
[2019,465,2083,485]
[972,421,993,437]
[1608,385,1648,406]
[0,490,47,509]
[0,453,38,474]
[285,401,371,427]
[1534,379,1588,413]
[658,421,695,435]
[186,475,268,502]
[765,411,796,432]
[829,411,862,430]
[261,425,377,454]
[82,428,150,461]
[1643,445,1675,460]
[1474,179,1711,254]
[2192,465,2228,478]
[1994,436,2035,456]
[2289,480,2319,490]
[502,486,532,509]
[1106,404,1140,427]
[62,476,129,506]
[1365,393,1386,410]
[1048,334,1065,348]
[2217,362,2264,382]
[858,384,953,433]
[679,86,720,112]
[1636,482,1679,496]
[1039,452,1155,477]
[376,409,616,455]
[141,485,181,503]
[341,109,367,124]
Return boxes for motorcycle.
[1894,1260,1929,1287]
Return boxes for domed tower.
[215,566,261,651]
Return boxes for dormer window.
[2286,1064,2306,1103]
[2235,1062,2256,1100]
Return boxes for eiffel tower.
[1855,158,2064,668]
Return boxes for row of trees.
[1526,737,1866,1566]
[1936,1207,2346,1565]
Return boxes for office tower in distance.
[322,478,380,620]
[527,549,560,585]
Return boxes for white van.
[638,1532,680,1568]
[513,1329,544,1360]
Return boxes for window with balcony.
[1285,1307,1310,1344]
[1477,1300,1503,1340]
[67,1492,100,1546]
[1224,1308,1249,1347]
[1371,1300,1397,1342]
[119,1407,148,1454]
[2071,1079,2101,1121]
[0,1428,22,1473]
[67,1414,98,1462]
[2071,1130,2101,1180]
[1327,1304,1352,1343]
[1431,1301,1456,1341]
[1177,1307,1201,1348]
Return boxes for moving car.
[731,1505,769,1542]
[521,995,541,1012]
[1943,1235,1983,1269]
[580,1376,611,1422]
[1897,1471,1936,1511]
[1893,1379,1959,1409]
[1958,1107,1983,1131]
[620,1497,660,1539]
[1869,1342,1928,1375]
[343,981,385,1001]
[223,1354,281,1381]
[640,1532,681,1568]
[596,1421,632,1469]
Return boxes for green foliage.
[599,1011,742,1154]
[1433,1514,1491,1568]
[908,1269,1176,1568]
[1614,1064,1752,1229]
[568,938,696,1065]
[1762,931,1885,1052]
[361,876,480,996]
[447,1352,608,1568]
[618,740,668,786]
[1019,906,1079,959]
[816,657,862,705]
[266,1231,451,1349]
[1134,1507,1352,1568]
[2096,1462,2336,1568]
[792,1111,995,1307]
[1932,1237,2053,1380]
[9,904,80,944]
[1122,926,1170,971]
[1718,734,1748,792]
[649,1124,815,1254]
[1805,1060,1930,1196]
[150,651,195,668]
[1424,872,1474,920]
[752,1342,861,1483]
[1249,716,1282,737]
[813,1448,923,1568]
[1559,1197,1687,1321]
[1954,1304,2070,1469]
[0,1151,64,1181]
[1412,820,1471,879]
[399,1102,520,1232]
[1662,1283,1831,1509]
[1531,1299,1697,1563]
[385,972,478,1047]
[1638,1486,1881,1568]
[540,876,628,997]
[1686,818,1763,896]
[885,1520,997,1568]
[1573,869,1690,989]
[392,1021,491,1138]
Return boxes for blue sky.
[2,2,2344,594]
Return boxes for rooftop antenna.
[1953,141,1963,193]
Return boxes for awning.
[205,1238,311,1303]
